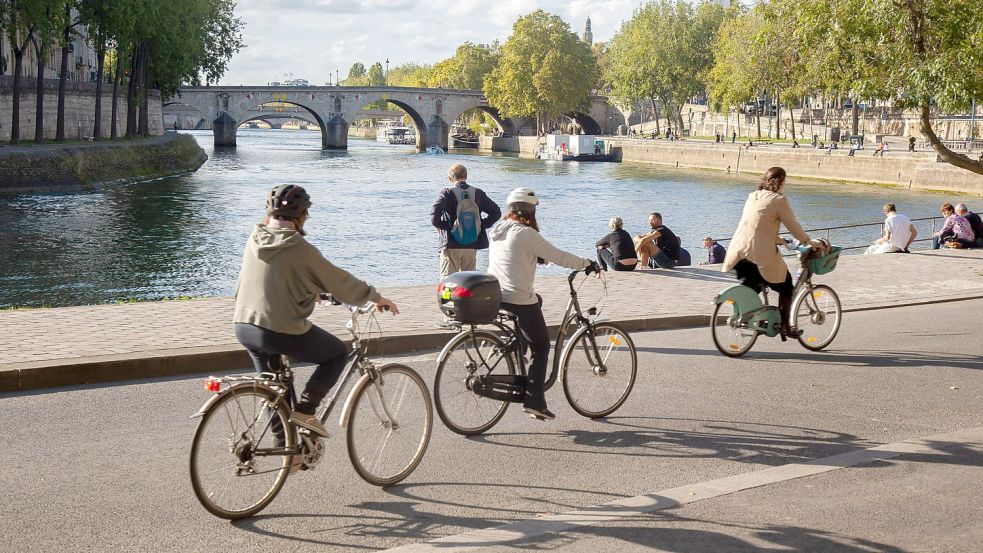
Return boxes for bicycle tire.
[433,329,516,436]
[793,285,842,351]
[189,384,295,520]
[561,322,637,418]
[711,301,758,357]
[346,364,433,487]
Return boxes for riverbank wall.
[477,135,983,195]
[0,76,163,141]
[0,132,207,191]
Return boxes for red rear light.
[205,378,221,393]
[452,287,473,298]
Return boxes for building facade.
[0,10,99,83]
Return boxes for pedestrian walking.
[731,130,737,143]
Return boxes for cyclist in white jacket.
[487,188,599,420]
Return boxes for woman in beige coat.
[722,167,811,338]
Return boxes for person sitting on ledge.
[932,202,975,249]
[596,216,639,271]
[955,203,983,248]
[635,212,680,269]
[865,203,916,254]
[700,237,727,265]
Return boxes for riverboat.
[377,121,416,145]
[536,134,612,162]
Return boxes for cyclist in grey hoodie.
[233,184,399,438]
[487,187,599,421]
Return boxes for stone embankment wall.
[0,76,162,141]
[606,140,983,195]
[0,132,207,191]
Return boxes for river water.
[0,129,975,308]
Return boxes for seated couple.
[595,213,690,271]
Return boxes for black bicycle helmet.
[266,184,311,219]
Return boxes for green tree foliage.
[606,1,727,133]
[367,61,385,86]
[483,10,599,133]
[776,0,983,175]
[387,62,432,87]
[347,62,366,80]
[3,0,43,142]
[427,41,500,90]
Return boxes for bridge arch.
[444,104,514,136]
[162,101,208,130]
[356,97,430,149]
[230,101,328,148]
[569,112,603,136]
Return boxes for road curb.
[2,294,980,394]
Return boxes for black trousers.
[597,248,637,271]
[234,323,349,413]
[733,260,794,326]
[500,296,551,409]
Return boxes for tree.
[347,62,366,80]
[31,0,61,143]
[3,0,38,143]
[367,61,385,86]
[779,0,983,175]
[55,0,81,141]
[483,10,599,134]
[427,41,499,89]
[79,0,131,139]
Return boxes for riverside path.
[2,249,983,392]
[2,296,982,551]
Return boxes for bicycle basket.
[807,246,841,275]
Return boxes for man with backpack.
[431,163,502,282]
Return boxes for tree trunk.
[650,97,661,136]
[788,101,796,140]
[56,42,70,141]
[775,90,781,140]
[138,52,149,136]
[11,48,25,143]
[111,46,124,139]
[93,47,106,138]
[755,107,762,139]
[126,46,139,137]
[34,40,46,144]
[851,100,859,136]
[920,104,983,176]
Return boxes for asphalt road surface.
[2,299,981,552]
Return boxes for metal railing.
[712,216,942,253]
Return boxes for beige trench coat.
[722,190,811,283]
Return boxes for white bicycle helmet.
[506,187,539,206]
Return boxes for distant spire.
[583,14,593,46]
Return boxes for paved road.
[2,300,981,552]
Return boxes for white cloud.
[219,0,631,85]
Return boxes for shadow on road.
[634,345,983,370]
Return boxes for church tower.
[582,15,593,46]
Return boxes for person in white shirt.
[865,203,917,254]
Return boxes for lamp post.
[385,58,389,86]
[336,69,340,86]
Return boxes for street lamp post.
[385,58,389,86]
[336,69,339,86]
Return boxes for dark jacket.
[596,229,637,261]
[430,182,502,250]
[965,211,983,241]
[707,242,727,264]
[653,225,680,261]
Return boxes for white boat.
[426,145,445,154]
[376,120,415,145]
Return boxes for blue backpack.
[449,186,481,245]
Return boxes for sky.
[219,0,641,86]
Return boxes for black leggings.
[234,323,349,414]
[734,260,794,327]
[597,248,637,271]
[500,296,551,408]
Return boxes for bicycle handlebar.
[319,293,386,314]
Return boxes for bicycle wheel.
[711,300,758,357]
[793,285,842,351]
[561,322,637,418]
[189,385,295,519]
[433,329,516,436]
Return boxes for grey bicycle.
[189,294,432,519]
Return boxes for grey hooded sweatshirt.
[233,224,381,335]
[487,219,591,305]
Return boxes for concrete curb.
[3,294,981,394]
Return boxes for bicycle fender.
[714,284,764,312]
[338,373,372,429]
[189,382,276,419]
[556,325,592,380]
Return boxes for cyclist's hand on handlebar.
[583,261,602,278]
[375,297,399,315]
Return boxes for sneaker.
[289,412,329,437]
[523,405,556,421]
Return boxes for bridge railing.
[711,216,943,254]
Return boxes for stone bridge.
[167,85,623,150]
